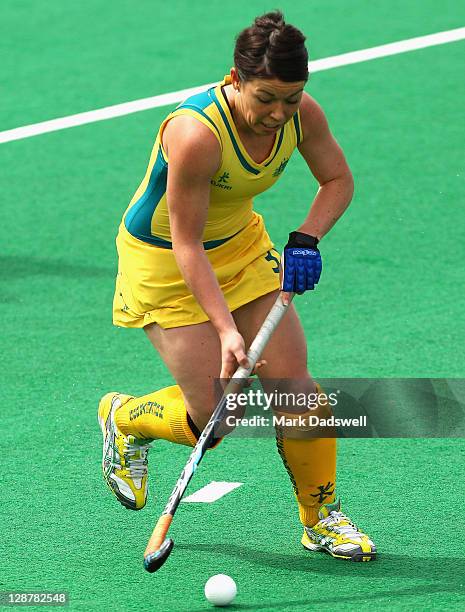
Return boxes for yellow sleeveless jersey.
[122,75,303,248]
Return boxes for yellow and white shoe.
[302,499,376,562]
[98,392,152,511]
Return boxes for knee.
[271,381,336,439]
[262,378,319,413]
[182,384,218,427]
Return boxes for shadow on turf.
[0,255,112,279]
[179,544,465,609]
[189,583,463,611]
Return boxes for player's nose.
[269,103,287,123]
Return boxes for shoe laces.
[320,511,365,539]
[122,437,152,478]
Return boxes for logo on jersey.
[211,171,232,190]
[273,157,289,177]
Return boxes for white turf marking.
[1,27,464,145]
[308,26,465,72]
[182,481,243,503]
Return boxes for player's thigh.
[144,320,221,422]
[233,289,315,387]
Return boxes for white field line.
[1,27,464,145]
[182,481,243,503]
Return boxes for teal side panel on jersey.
[124,147,168,244]
[124,142,236,249]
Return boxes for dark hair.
[234,11,309,82]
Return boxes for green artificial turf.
[1,1,465,609]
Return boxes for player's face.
[237,77,305,135]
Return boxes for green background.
[1,1,464,610]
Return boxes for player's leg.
[232,289,311,381]
[232,289,336,523]
[233,290,376,560]
[115,318,227,441]
[99,319,223,511]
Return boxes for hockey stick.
[143,293,292,572]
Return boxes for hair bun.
[234,11,308,82]
[254,10,285,32]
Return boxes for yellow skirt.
[113,212,281,329]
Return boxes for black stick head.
[143,538,174,573]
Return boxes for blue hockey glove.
[282,231,322,293]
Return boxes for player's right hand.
[219,329,249,380]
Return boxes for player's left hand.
[281,231,322,302]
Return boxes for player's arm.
[296,92,354,239]
[281,94,354,301]
[163,116,248,376]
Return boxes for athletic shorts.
[113,212,281,329]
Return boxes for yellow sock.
[276,434,336,527]
[274,384,337,527]
[115,385,198,447]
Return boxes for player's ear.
[230,67,241,92]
